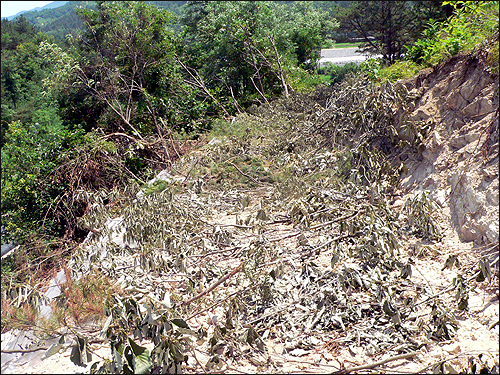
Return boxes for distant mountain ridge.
[5,1,69,21]
[3,1,187,40]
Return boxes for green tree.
[1,18,56,140]
[337,1,420,64]
[1,119,82,241]
[180,1,336,107]
[41,1,186,138]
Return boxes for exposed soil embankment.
[397,47,499,247]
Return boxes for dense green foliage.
[55,1,187,134]
[406,1,499,66]
[337,1,449,64]
[366,0,499,83]
[1,16,57,138]
[180,1,336,109]
[1,121,83,240]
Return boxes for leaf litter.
[4,73,498,374]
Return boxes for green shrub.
[320,62,362,85]
[406,1,499,67]
[287,65,324,93]
[359,59,383,80]
[1,119,82,241]
[377,60,422,82]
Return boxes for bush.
[320,62,361,85]
[405,1,499,67]
[1,119,82,241]
[287,65,324,93]
[376,60,422,82]
[359,58,383,80]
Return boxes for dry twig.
[331,351,419,374]
[181,262,244,306]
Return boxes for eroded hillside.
[2,47,498,374]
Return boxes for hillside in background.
[5,1,68,21]
[8,1,188,39]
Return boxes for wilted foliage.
[2,72,496,373]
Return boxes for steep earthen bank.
[398,47,498,247]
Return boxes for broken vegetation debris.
[2,67,498,373]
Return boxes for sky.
[1,1,55,19]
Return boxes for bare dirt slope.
[397,47,498,247]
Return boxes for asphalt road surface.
[319,47,382,67]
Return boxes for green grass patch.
[331,42,362,48]
[377,60,423,83]
[208,116,269,140]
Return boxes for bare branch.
[176,58,230,117]
[181,263,244,306]
[331,351,419,374]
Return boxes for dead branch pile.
[5,75,497,373]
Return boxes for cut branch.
[228,162,264,185]
[331,351,419,374]
[181,262,244,306]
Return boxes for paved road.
[321,47,361,58]
[319,47,382,67]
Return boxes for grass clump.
[376,60,423,83]
[331,42,362,48]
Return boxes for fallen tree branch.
[309,210,361,230]
[412,268,487,309]
[331,351,419,374]
[186,283,257,321]
[181,262,244,306]
[311,231,363,252]
[183,157,199,185]
[1,347,50,354]
[227,162,263,185]
[270,229,362,246]
[198,218,254,229]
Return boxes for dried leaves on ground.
[2,75,498,374]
